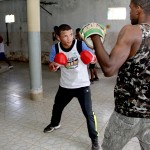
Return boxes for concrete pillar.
[27,0,43,100]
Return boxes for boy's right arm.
[49,44,59,72]
[49,62,59,72]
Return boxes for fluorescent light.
[5,14,15,23]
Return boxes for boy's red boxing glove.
[80,50,96,64]
[54,52,67,66]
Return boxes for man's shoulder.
[122,24,140,32]
[119,24,141,38]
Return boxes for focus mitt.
[80,22,106,48]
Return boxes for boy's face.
[57,29,74,48]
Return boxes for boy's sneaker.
[8,65,13,69]
[43,124,61,133]
[91,138,100,150]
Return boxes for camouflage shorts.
[102,111,150,150]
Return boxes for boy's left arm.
[80,41,96,64]
[81,41,94,54]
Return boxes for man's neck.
[138,14,150,25]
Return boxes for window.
[5,14,15,23]
[107,7,126,20]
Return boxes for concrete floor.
[0,62,141,150]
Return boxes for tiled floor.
[0,62,141,150]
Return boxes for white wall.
[0,0,131,62]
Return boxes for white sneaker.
[43,124,61,133]
[8,65,13,69]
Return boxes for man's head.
[0,36,3,43]
[75,28,82,40]
[130,0,150,25]
[76,28,81,33]
[56,24,74,48]
[53,26,59,35]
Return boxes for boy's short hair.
[57,24,72,36]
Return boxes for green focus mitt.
[80,22,106,49]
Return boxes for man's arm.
[91,25,138,77]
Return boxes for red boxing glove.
[80,50,95,64]
[54,52,67,66]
